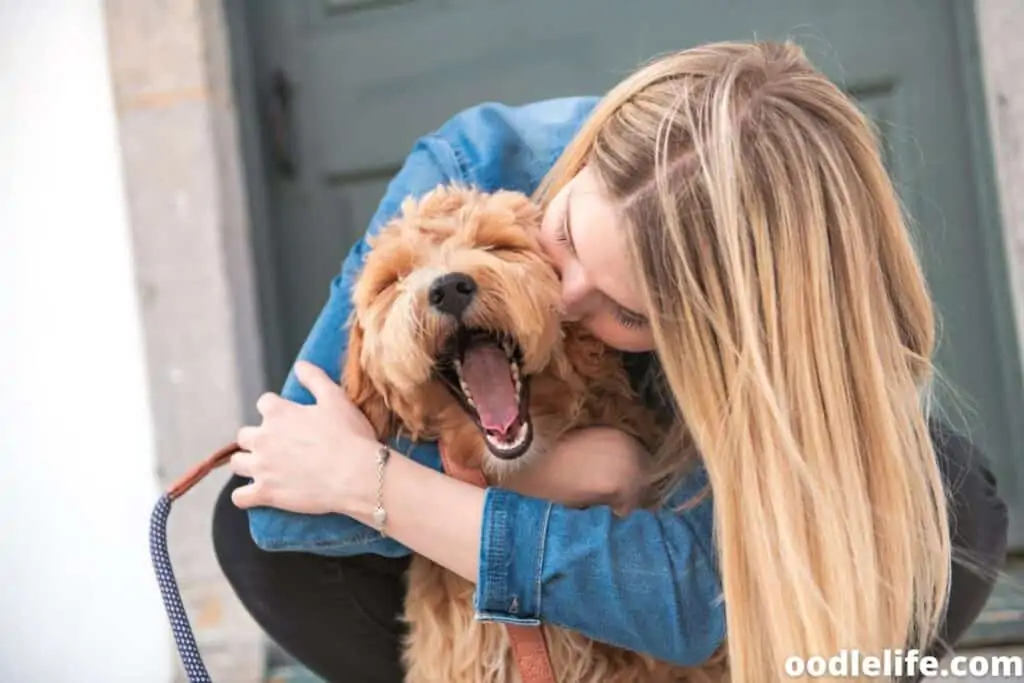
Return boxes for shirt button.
[509,597,519,614]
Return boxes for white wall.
[0,1,171,681]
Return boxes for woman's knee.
[211,474,411,631]
[929,420,1009,649]
[211,475,257,581]
[932,421,1009,569]
[210,474,312,622]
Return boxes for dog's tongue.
[461,345,519,436]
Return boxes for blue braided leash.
[150,442,239,682]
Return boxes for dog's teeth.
[485,421,530,453]
[512,422,529,448]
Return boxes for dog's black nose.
[428,272,477,318]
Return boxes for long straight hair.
[535,41,951,681]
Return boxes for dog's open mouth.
[437,328,533,460]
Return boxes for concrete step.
[959,561,1024,648]
[266,664,325,683]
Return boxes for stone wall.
[102,0,266,680]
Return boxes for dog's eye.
[368,272,403,297]
[486,247,533,261]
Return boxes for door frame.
[224,0,1024,548]
[224,0,291,389]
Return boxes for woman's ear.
[341,314,393,441]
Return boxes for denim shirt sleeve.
[246,133,465,558]
[476,466,724,667]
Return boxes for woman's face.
[538,166,656,352]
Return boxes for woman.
[214,41,1008,682]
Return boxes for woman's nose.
[559,264,591,322]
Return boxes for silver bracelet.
[371,443,390,537]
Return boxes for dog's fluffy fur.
[342,186,728,683]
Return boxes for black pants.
[212,422,1009,683]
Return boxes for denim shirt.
[247,97,726,667]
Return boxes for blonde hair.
[535,41,951,681]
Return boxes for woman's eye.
[614,307,649,330]
[553,214,571,246]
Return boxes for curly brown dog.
[341,185,727,683]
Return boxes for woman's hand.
[229,358,646,516]
[229,361,380,515]
[501,426,647,514]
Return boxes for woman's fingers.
[256,391,289,416]
[229,451,258,478]
[229,453,270,509]
[230,481,264,509]
[237,425,259,451]
[293,361,342,406]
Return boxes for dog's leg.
[402,429,525,683]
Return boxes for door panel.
[234,0,1024,553]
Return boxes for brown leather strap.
[168,441,240,501]
[505,624,558,683]
[438,442,557,683]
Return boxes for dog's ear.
[489,190,543,229]
[341,316,393,442]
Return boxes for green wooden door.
[228,0,1023,552]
